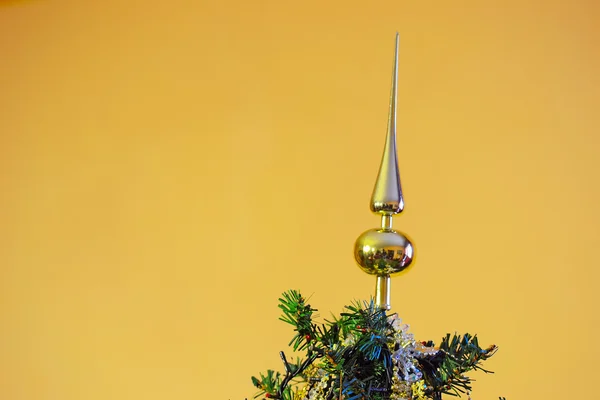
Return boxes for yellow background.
[1,0,599,399]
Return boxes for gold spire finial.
[354,33,415,310]
[371,33,404,219]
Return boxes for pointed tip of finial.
[370,34,404,216]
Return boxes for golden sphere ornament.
[354,227,414,276]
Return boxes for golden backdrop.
[1,0,599,399]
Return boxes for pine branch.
[278,290,318,351]
[276,349,321,399]
[418,333,498,397]
[250,291,501,400]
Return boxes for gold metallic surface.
[354,33,415,310]
[375,275,391,310]
[370,33,404,216]
[354,228,414,276]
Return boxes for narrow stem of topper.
[381,215,393,230]
[376,275,392,311]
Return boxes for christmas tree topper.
[354,33,415,310]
